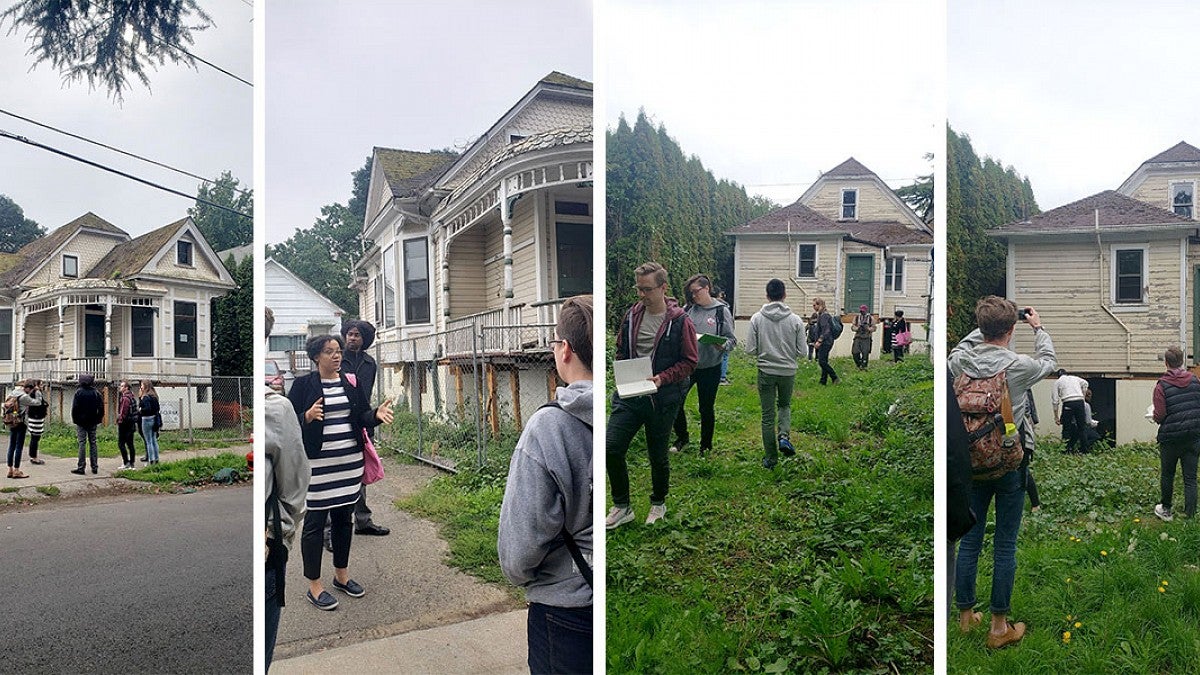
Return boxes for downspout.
[1180,236,1188,350]
[1095,208,1132,371]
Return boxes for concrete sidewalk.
[0,436,249,504]
[272,608,527,674]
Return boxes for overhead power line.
[152,33,253,87]
[0,107,251,199]
[0,129,251,220]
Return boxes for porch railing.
[12,357,212,383]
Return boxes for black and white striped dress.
[305,378,364,511]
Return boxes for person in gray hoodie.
[745,279,808,469]
[499,295,593,674]
[671,274,736,456]
[948,296,1056,650]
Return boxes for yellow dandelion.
[1158,586,1166,593]
[1066,577,1072,583]
[1063,631,1072,642]
[1065,614,1074,621]
[1101,550,1108,556]
[1134,518,1141,523]
[1162,580,1169,586]
[1074,621,1082,628]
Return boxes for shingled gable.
[992,190,1197,235]
[1117,140,1200,195]
[88,217,236,288]
[798,157,931,233]
[373,147,459,199]
[0,212,127,287]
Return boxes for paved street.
[2,486,252,674]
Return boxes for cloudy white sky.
[0,0,252,238]
[603,0,938,208]
[949,0,1200,211]
[265,0,593,244]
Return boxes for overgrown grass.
[607,350,934,674]
[21,421,238,458]
[115,452,249,485]
[948,440,1200,672]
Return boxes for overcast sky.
[265,0,593,244]
[949,0,1199,211]
[603,0,937,208]
[0,0,252,239]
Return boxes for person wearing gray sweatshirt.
[671,274,737,456]
[947,296,1056,650]
[499,295,593,674]
[745,279,808,469]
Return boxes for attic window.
[1171,182,1194,219]
[841,189,858,220]
[509,134,527,143]
[177,240,194,266]
[62,254,79,278]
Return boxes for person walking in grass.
[806,312,819,361]
[23,380,48,466]
[890,309,909,362]
[1150,346,1200,522]
[138,380,162,466]
[949,296,1056,650]
[6,380,44,479]
[670,274,736,456]
[1052,368,1091,454]
[70,373,104,475]
[116,381,139,469]
[499,295,594,675]
[745,279,808,470]
[606,262,697,530]
[851,304,875,370]
[811,298,839,385]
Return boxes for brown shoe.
[987,621,1026,649]
[6,467,12,478]
[29,457,45,465]
[958,611,982,633]
[11,469,28,479]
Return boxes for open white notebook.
[613,357,657,398]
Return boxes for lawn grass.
[115,452,249,485]
[22,421,238,458]
[607,349,934,673]
[948,440,1200,672]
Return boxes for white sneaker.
[605,506,634,530]
[1155,504,1174,522]
[646,503,667,525]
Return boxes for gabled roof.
[540,71,592,91]
[727,200,838,234]
[374,148,459,199]
[89,218,189,279]
[993,190,1196,234]
[1142,141,1200,165]
[843,222,933,246]
[265,258,345,316]
[823,157,876,178]
[0,212,126,287]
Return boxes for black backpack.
[827,312,844,340]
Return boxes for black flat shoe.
[355,523,391,536]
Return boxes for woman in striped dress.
[24,380,48,465]
[288,334,393,611]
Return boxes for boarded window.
[1172,183,1194,219]
[1114,249,1144,304]
[403,238,430,324]
[0,309,11,360]
[841,189,858,220]
[885,256,905,292]
[174,301,198,358]
[796,244,817,277]
[132,307,155,357]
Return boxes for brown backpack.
[954,367,1023,480]
[2,396,21,428]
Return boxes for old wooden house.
[992,141,1200,443]
[727,157,933,357]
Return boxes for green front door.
[844,254,875,314]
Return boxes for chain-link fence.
[3,374,253,444]
[372,320,562,472]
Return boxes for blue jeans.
[265,564,281,671]
[76,424,98,469]
[955,467,1025,614]
[7,424,26,468]
[527,603,591,674]
[720,351,730,380]
[141,417,160,462]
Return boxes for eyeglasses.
[549,339,566,347]
[634,285,661,293]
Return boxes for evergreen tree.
[0,195,45,252]
[189,172,253,251]
[946,125,1039,344]
[211,252,252,376]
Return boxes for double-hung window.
[1111,245,1148,305]
[841,189,858,220]
[1171,182,1194,219]
[885,256,905,293]
[796,244,817,278]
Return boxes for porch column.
[14,303,23,372]
[57,298,65,367]
[439,226,451,324]
[500,178,514,302]
[104,298,113,380]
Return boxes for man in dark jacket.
[1151,346,1200,521]
[70,373,105,474]
[340,319,388,536]
[606,262,697,529]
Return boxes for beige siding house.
[728,157,933,358]
[0,213,236,425]
[351,72,592,431]
[993,141,1200,444]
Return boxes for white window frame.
[1109,243,1149,307]
[0,308,12,361]
[381,245,397,329]
[129,305,156,358]
[401,237,432,326]
[840,188,858,221]
[176,240,194,266]
[795,242,819,278]
[62,253,79,278]
[885,255,907,295]
[1170,180,1195,220]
